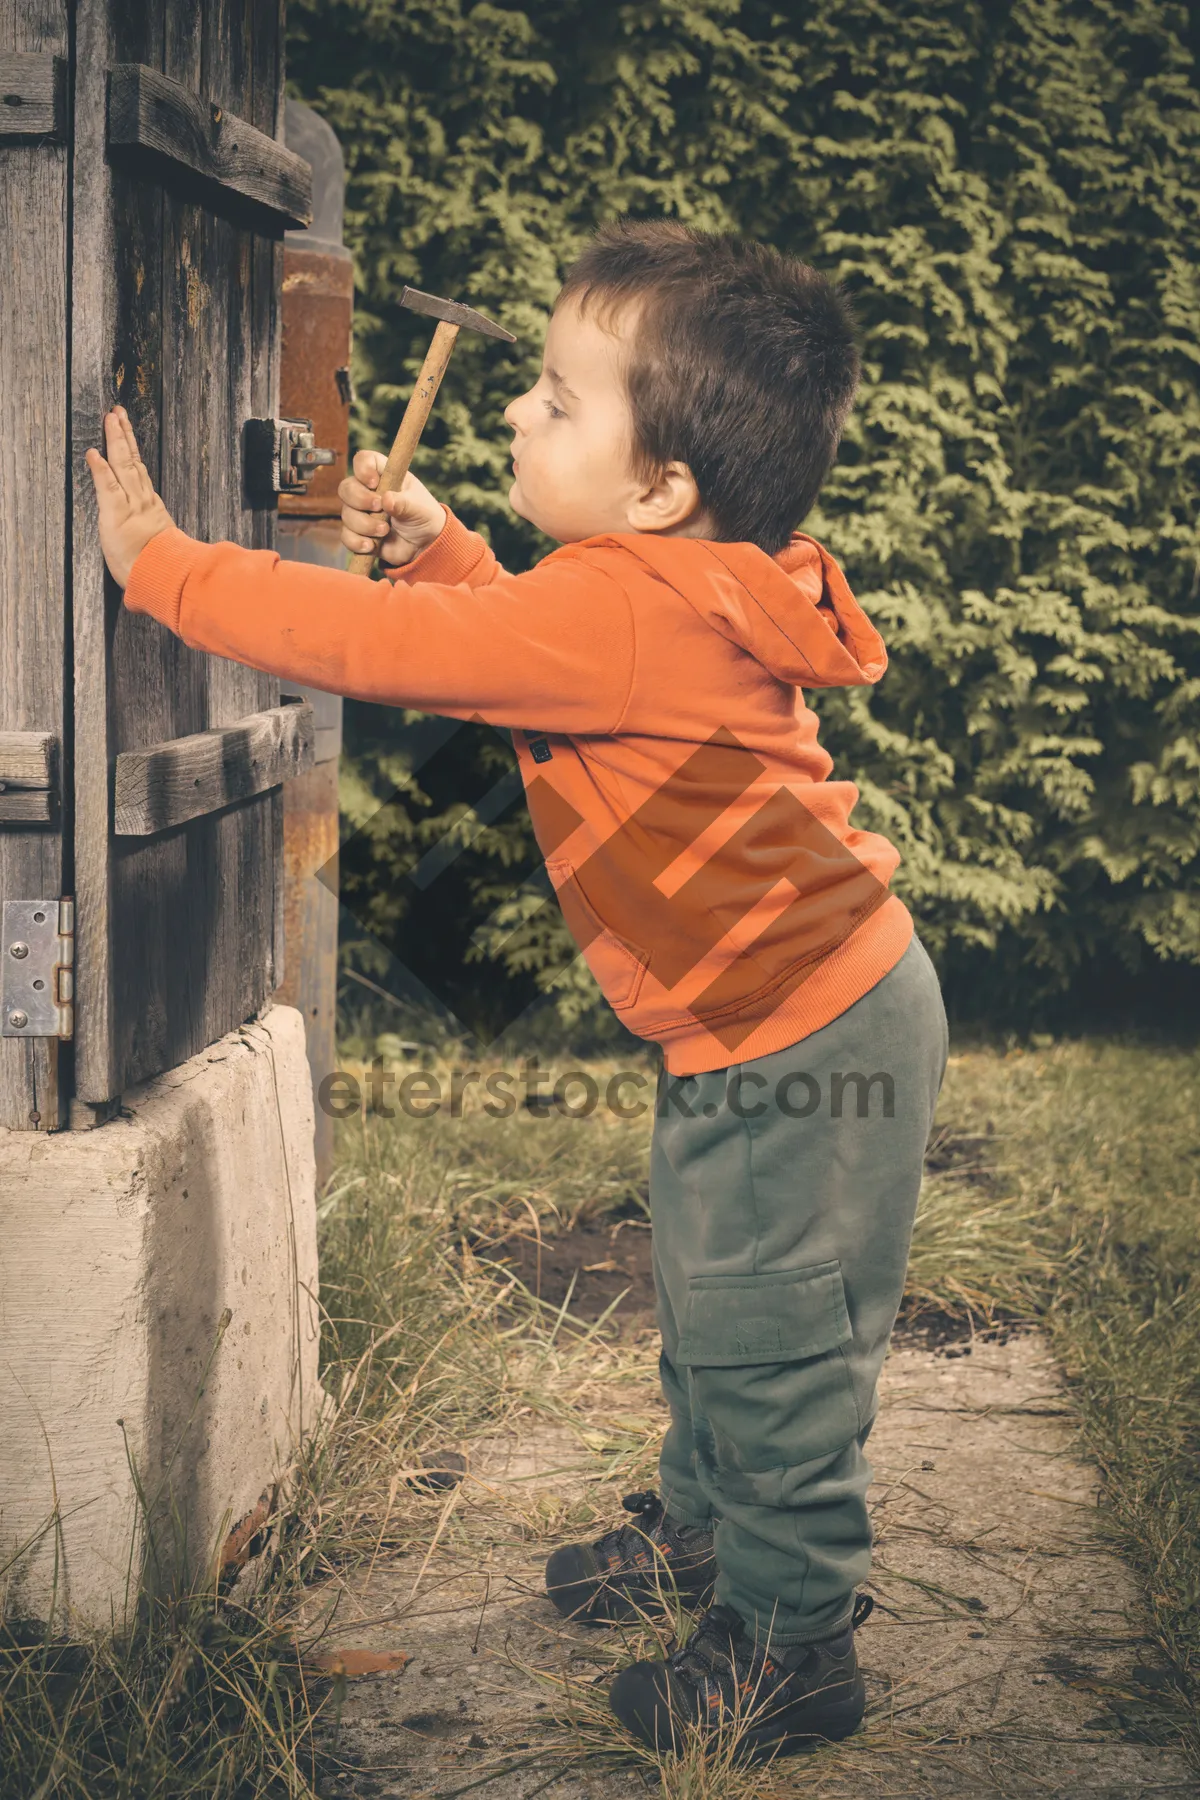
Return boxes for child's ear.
[626,461,707,535]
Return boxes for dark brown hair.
[557,220,860,554]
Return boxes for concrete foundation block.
[0,1003,320,1634]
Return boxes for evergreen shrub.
[288,0,1200,1033]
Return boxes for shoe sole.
[610,1668,865,1758]
[737,1680,866,1760]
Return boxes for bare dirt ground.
[301,1309,1194,1799]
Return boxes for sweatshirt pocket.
[675,1262,861,1487]
[545,857,649,1011]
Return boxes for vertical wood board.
[0,0,69,1131]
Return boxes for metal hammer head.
[399,285,516,343]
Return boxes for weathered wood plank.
[70,0,165,1104]
[135,1,214,1069]
[0,732,55,787]
[249,0,288,996]
[249,0,283,563]
[104,3,196,1084]
[198,0,280,1035]
[1,1,69,1130]
[0,791,53,823]
[113,701,314,836]
[133,0,267,1065]
[0,51,66,138]
[104,9,174,1081]
[107,63,312,227]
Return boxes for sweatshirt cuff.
[123,525,205,634]
[385,505,490,586]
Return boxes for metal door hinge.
[244,415,335,506]
[3,898,74,1039]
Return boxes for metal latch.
[243,415,336,506]
[2,898,74,1039]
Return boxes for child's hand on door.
[85,407,175,589]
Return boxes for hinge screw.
[8,942,29,959]
[8,1010,28,1029]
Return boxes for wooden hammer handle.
[347,318,461,578]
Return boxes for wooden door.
[1,0,315,1126]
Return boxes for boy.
[89,221,948,1760]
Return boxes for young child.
[89,220,948,1761]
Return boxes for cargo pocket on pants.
[674,1262,862,1504]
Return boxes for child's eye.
[543,400,567,420]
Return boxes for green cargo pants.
[651,932,949,1646]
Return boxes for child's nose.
[504,392,532,433]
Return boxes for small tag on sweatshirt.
[525,733,553,764]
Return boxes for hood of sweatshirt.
[572,530,888,691]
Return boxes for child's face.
[503,296,707,543]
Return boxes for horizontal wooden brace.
[0,791,53,823]
[0,731,56,787]
[107,64,313,228]
[0,54,67,141]
[0,732,57,822]
[113,701,315,836]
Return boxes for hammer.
[347,286,516,577]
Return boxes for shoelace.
[594,1490,677,1571]
[671,1605,764,1690]
[669,1593,875,1721]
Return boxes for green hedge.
[288,0,1200,1032]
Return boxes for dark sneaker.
[608,1593,874,1759]
[544,1490,717,1625]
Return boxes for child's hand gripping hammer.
[346,286,516,577]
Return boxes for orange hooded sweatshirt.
[124,509,912,1074]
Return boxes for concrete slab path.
[301,1331,1194,1799]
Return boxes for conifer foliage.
[288,1,1200,1024]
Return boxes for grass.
[939,1037,1200,1764]
[3,1031,1198,1794]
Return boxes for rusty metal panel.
[279,246,352,518]
[279,98,351,520]
[274,756,339,1186]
